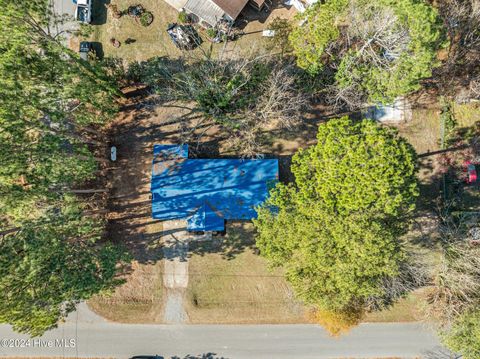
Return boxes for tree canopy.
[254,117,418,314]
[0,0,119,224]
[0,200,126,336]
[0,0,125,335]
[129,55,306,157]
[289,0,445,104]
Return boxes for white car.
[75,0,92,23]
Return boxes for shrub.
[442,309,480,359]
[178,11,189,24]
[139,11,153,26]
[206,28,217,39]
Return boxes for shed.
[364,97,412,123]
[183,0,249,27]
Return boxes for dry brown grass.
[364,289,428,323]
[397,107,441,155]
[395,102,480,155]
[453,102,480,128]
[90,0,182,61]
[88,260,164,323]
[185,222,429,325]
[88,0,297,62]
[185,222,306,324]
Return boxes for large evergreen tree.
[0,0,119,224]
[0,0,125,335]
[0,200,126,336]
[254,117,418,315]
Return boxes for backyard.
[86,0,296,62]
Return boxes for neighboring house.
[183,0,262,27]
[151,144,278,232]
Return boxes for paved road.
[50,0,79,44]
[52,0,76,17]
[0,322,448,358]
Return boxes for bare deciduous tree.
[365,254,429,313]
[347,2,410,70]
[326,81,365,110]
[426,211,480,326]
[132,55,306,157]
[323,0,412,110]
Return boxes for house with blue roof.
[151,144,279,232]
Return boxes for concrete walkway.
[161,220,190,323]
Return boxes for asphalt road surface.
[0,322,448,358]
[52,0,76,17]
[50,0,78,42]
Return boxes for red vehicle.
[465,161,478,184]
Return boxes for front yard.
[89,96,480,326]
[83,0,480,326]
[89,260,164,323]
[185,223,305,324]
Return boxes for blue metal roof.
[151,144,278,231]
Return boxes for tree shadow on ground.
[188,222,257,260]
[90,42,104,59]
[104,79,352,264]
[422,346,456,359]
[236,0,291,28]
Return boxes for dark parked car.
[78,41,93,61]
[75,0,92,23]
[166,23,201,50]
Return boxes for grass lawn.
[449,102,480,210]
[396,102,480,156]
[88,260,164,323]
[364,289,428,322]
[397,107,441,155]
[88,222,164,323]
[185,222,306,324]
[89,0,182,61]
[453,102,480,128]
[184,223,427,324]
[86,0,296,62]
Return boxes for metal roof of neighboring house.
[151,144,278,232]
[184,0,226,26]
[364,97,412,123]
[212,0,249,20]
